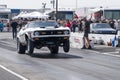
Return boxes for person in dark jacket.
[10,20,18,39]
[109,18,115,29]
[71,19,78,32]
[81,18,91,49]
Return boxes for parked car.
[17,20,70,55]
[90,23,117,34]
[115,22,120,31]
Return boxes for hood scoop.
[40,26,59,29]
[46,26,58,29]
[40,27,45,28]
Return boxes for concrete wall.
[70,32,117,49]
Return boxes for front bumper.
[31,36,69,47]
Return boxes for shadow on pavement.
[92,44,116,53]
[30,53,83,59]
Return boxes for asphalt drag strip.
[89,44,120,57]
[0,38,120,58]
[0,65,28,80]
[0,40,16,51]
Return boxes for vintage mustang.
[17,20,70,55]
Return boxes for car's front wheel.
[17,38,26,54]
[27,39,34,55]
[63,40,70,52]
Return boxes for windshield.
[93,23,111,28]
[28,21,59,28]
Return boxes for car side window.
[96,24,104,28]
[93,24,97,28]
[97,24,101,28]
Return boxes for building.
[48,9,74,20]
[104,8,120,20]
[0,4,74,20]
[0,5,11,20]
[89,7,120,20]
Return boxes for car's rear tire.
[27,39,34,55]
[63,40,70,52]
[17,38,26,54]
[49,46,59,54]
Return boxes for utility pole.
[100,6,103,20]
[42,3,46,13]
[56,0,58,21]
[76,0,78,9]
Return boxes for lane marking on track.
[102,52,120,58]
[86,50,120,58]
[0,65,28,80]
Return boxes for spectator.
[109,18,115,29]
[59,19,65,26]
[0,21,4,32]
[71,19,78,32]
[10,20,18,39]
[78,20,83,32]
[115,20,120,30]
[65,19,71,29]
[6,22,10,32]
[81,18,91,49]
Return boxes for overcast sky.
[0,0,120,9]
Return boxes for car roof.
[90,23,110,26]
[91,23,109,24]
[30,20,56,23]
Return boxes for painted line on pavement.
[0,65,28,80]
[102,52,120,58]
[87,50,120,58]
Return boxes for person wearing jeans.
[10,20,18,39]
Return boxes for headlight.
[34,31,39,36]
[27,31,34,38]
[64,30,69,35]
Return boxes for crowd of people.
[57,18,120,49]
[58,18,120,48]
[0,18,120,32]
[0,17,120,49]
[0,18,38,39]
[58,18,120,32]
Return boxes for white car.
[17,20,70,55]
